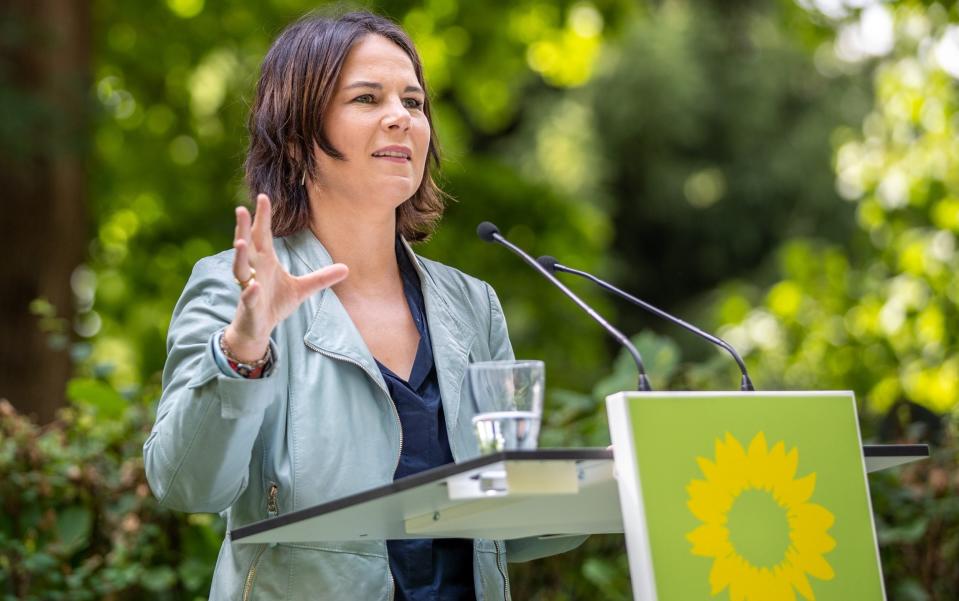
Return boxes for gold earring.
[301,171,306,186]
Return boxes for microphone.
[476,222,652,392]
[537,255,755,392]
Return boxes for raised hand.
[224,194,348,362]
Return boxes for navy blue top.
[377,239,475,601]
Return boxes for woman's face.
[311,34,431,217]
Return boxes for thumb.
[295,263,349,299]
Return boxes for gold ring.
[235,267,256,290]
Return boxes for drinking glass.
[467,360,544,454]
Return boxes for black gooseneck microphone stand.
[537,255,755,392]
[477,222,652,392]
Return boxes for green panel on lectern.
[624,392,883,601]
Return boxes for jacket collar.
[285,229,477,426]
[399,237,477,430]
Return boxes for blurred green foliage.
[716,3,959,417]
[0,395,222,600]
[5,0,959,598]
[870,437,959,600]
[589,1,870,317]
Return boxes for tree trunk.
[0,0,90,423]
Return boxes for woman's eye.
[403,97,423,109]
[353,94,375,104]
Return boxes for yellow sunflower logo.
[686,432,836,601]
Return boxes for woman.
[144,10,581,601]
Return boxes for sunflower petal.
[747,432,773,489]
[765,441,792,493]
[726,556,750,601]
[788,502,835,532]
[687,523,732,557]
[780,560,816,601]
[709,555,736,594]
[715,433,749,493]
[772,448,800,502]
[767,565,798,601]
[747,432,768,458]
[697,456,718,482]
[687,479,733,523]
[783,447,798,480]
[780,473,816,507]
[792,529,837,556]
[788,546,835,581]
[718,432,747,465]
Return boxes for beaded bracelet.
[219,333,273,379]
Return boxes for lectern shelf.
[230,442,926,548]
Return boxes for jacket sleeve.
[484,284,589,562]
[143,254,280,514]
[485,283,515,363]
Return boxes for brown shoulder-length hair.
[244,10,445,242]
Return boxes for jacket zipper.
[303,342,404,476]
[241,483,281,601]
[241,545,267,601]
[495,541,511,600]
[306,342,405,601]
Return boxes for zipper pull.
[267,482,279,518]
[266,482,280,549]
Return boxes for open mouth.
[371,151,411,161]
[371,145,412,162]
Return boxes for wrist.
[223,325,271,364]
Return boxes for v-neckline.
[376,331,431,389]
[373,236,433,389]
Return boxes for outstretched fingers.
[251,194,275,256]
[295,263,349,299]
[233,207,254,283]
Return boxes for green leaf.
[140,566,177,592]
[878,516,928,545]
[549,389,595,411]
[67,378,128,420]
[55,506,93,553]
[581,557,617,588]
[633,331,681,384]
[178,557,211,592]
[893,579,930,601]
[22,551,58,573]
[593,331,681,398]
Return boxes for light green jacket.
[144,229,583,601]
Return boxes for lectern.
[232,391,927,601]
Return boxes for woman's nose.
[382,97,411,130]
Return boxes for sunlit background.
[2,0,958,598]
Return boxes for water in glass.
[472,410,541,453]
